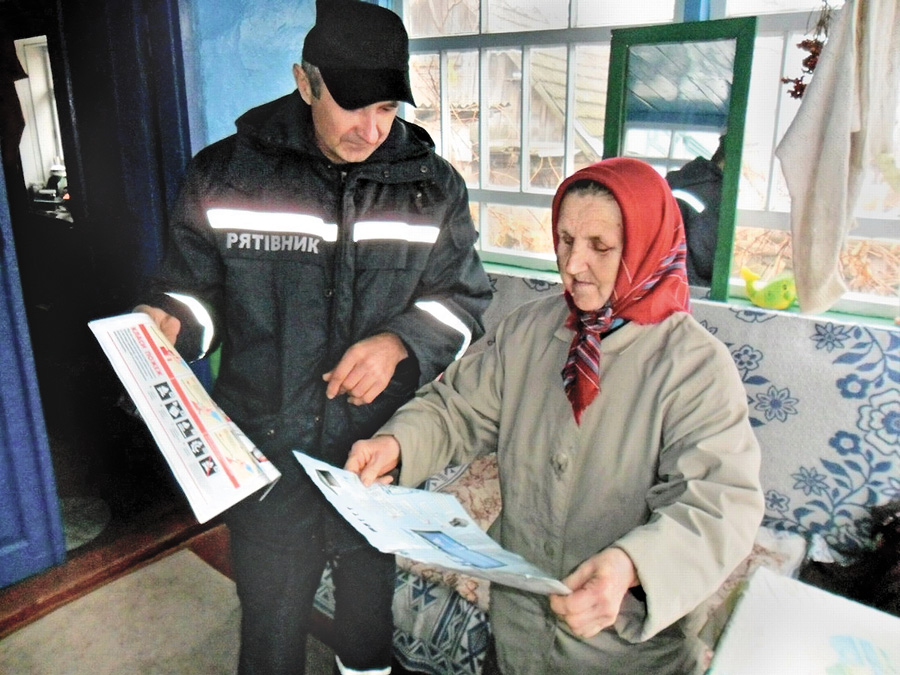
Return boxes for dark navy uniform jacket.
[141,91,492,544]
[666,156,723,287]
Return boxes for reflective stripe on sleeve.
[670,189,707,213]
[334,655,391,675]
[165,292,214,360]
[353,221,440,244]
[207,208,338,241]
[414,300,472,360]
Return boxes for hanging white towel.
[775,0,900,314]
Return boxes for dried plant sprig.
[781,1,834,99]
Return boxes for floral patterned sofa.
[315,273,900,674]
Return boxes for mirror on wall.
[603,17,756,300]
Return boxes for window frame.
[408,26,618,273]
[602,16,757,302]
[728,11,898,321]
[402,1,899,323]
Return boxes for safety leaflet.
[295,451,570,595]
[89,313,280,523]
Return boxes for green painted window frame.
[602,16,758,302]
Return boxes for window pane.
[409,54,442,156]
[623,128,672,162]
[725,0,843,17]
[484,204,554,258]
[857,165,900,222]
[405,0,479,38]
[841,238,900,300]
[528,46,567,190]
[733,228,900,301]
[671,130,721,162]
[448,50,480,186]
[770,30,824,212]
[572,44,609,171]
[732,226,793,281]
[486,0,568,33]
[575,1,675,27]
[486,49,522,188]
[739,36,788,211]
[855,91,900,221]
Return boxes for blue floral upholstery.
[690,300,900,550]
[315,273,900,674]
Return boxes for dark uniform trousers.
[230,516,395,674]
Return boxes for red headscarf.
[552,157,691,423]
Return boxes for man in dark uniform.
[666,136,726,287]
[135,1,492,672]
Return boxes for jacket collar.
[234,90,433,167]
[552,299,639,355]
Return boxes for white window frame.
[725,11,898,321]
[402,1,899,322]
[408,25,620,274]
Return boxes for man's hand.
[549,547,639,640]
[345,435,401,486]
[134,304,181,345]
[323,333,408,405]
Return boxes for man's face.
[555,191,624,312]
[294,64,399,164]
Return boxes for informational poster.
[295,451,570,595]
[708,566,900,674]
[89,313,280,523]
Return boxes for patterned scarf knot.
[562,302,617,425]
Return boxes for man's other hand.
[323,332,408,405]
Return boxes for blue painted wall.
[179,0,316,150]
[178,0,397,151]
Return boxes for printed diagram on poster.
[89,313,280,523]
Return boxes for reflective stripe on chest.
[207,208,439,252]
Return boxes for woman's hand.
[345,434,401,486]
[549,547,639,639]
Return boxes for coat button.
[550,452,569,477]
[543,541,555,557]
[265,429,275,437]
[324,288,333,298]
[419,165,429,174]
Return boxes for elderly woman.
[347,158,764,674]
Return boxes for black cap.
[302,0,416,110]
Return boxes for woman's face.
[556,191,624,312]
